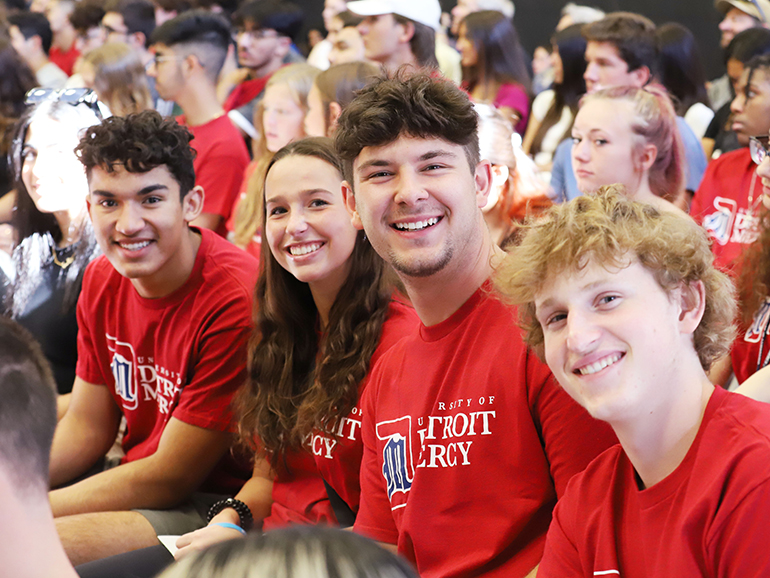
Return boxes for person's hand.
[174,523,245,559]
[0,224,15,256]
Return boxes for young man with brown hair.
[335,72,615,578]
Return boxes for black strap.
[322,478,356,527]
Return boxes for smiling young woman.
[173,137,419,557]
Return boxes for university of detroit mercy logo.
[377,416,415,506]
[108,334,139,411]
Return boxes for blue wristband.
[212,522,246,535]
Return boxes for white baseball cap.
[346,0,442,31]
[715,0,770,23]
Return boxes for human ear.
[474,160,493,209]
[639,143,658,173]
[631,65,651,88]
[342,180,364,230]
[327,101,342,135]
[676,280,706,336]
[399,20,415,43]
[182,185,205,222]
[129,31,145,51]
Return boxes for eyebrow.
[536,279,611,310]
[91,184,169,198]
[356,149,459,174]
[265,188,336,203]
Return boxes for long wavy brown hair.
[738,209,770,325]
[234,137,391,460]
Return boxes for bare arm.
[50,416,233,517]
[735,363,770,403]
[0,190,16,223]
[189,212,223,232]
[522,116,542,155]
[49,377,122,488]
[174,457,274,558]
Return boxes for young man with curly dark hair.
[48,110,258,566]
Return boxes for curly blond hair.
[494,185,736,370]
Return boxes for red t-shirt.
[311,298,420,516]
[49,44,79,77]
[353,284,617,578]
[731,297,770,384]
[263,448,337,530]
[224,76,271,112]
[180,114,250,237]
[263,299,419,529]
[690,147,760,275]
[76,228,259,494]
[539,386,770,578]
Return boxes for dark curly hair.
[75,110,196,199]
[234,137,391,459]
[334,71,479,187]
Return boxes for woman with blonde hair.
[304,61,379,138]
[570,84,686,213]
[230,63,319,257]
[79,42,152,116]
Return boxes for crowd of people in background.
[2,0,770,577]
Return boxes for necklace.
[51,245,75,269]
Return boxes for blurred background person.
[68,1,106,56]
[456,9,531,134]
[522,23,586,177]
[46,0,79,76]
[476,102,551,248]
[2,88,104,395]
[230,63,319,257]
[303,60,378,138]
[9,10,68,89]
[656,22,713,141]
[702,27,770,159]
[79,42,152,116]
[531,43,553,95]
[0,36,37,203]
[449,0,514,37]
[327,11,366,66]
[554,2,605,31]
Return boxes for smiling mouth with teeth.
[288,242,323,256]
[392,217,440,231]
[576,353,623,376]
[118,240,152,251]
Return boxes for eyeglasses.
[151,53,184,67]
[237,28,280,41]
[24,88,106,120]
[750,135,770,165]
